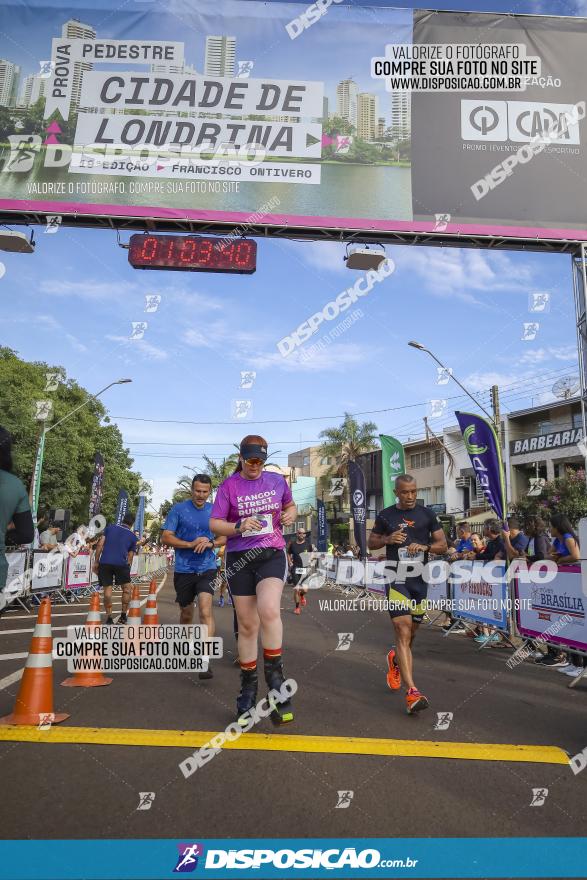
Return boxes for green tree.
[512,469,587,529]
[318,412,379,477]
[0,107,16,141]
[0,347,142,523]
[202,453,239,488]
[21,99,46,137]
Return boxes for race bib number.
[295,567,307,575]
[398,547,425,564]
[241,513,273,538]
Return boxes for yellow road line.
[0,725,569,764]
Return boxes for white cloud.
[106,334,168,361]
[518,346,577,365]
[165,287,224,311]
[393,247,534,301]
[40,279,137,300]
[278,240,348,274]
[182,322,267,353]
[65,333,88,353]
[251,342,372,372]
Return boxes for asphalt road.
[0,568,585,870]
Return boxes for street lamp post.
[407,341,495,423]
[29,378,132,519]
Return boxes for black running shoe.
[105,616,114,625]
[539,654,568,667]
[116,612,128,625]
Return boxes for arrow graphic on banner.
[44,121,61,145]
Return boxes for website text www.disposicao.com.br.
[200,847,418,870]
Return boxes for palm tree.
[202,453,239,489]
[318,412,379,478]
[171,474,193,504]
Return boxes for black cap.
[240,442,268,462]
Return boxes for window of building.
[320,456,330,466]
[537,420,552,436]
[434,448,443,465]
[410,451,431,469]
[572,412,583,429]
[303,455,310,467]
[435,486,445,503]
[418,487,432,505]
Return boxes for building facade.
[204,36,236,77]
[390,90,411,139]
[336,79,358,128]
[507,398,584,497]
[0,60,21,107]
[357,93,378,141]
[62,19,96,112]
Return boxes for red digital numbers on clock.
[128,234,257,274]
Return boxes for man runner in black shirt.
[368,473,447,714]
[287,528,315,615]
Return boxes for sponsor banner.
[316,498,327,552]
[0,837,586,878]
[88,452,105,518]
[511,426,583,455]
[451,560,509,630]
[80,72,321,119]
[379,434,405,506]
[65,552,92,589]
[348,461,367,560]
[411,10,587,236]
[31,550,66,592]
[68,152,322,184]
[115,489,129,526]
[456,411,507,522]
[3,2,587,240]
[516,565,587,651]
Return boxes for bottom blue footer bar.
[0,838,587,880]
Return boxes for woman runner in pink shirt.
[210,435,297,725]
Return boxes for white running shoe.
[563,665,584,676]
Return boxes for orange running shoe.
[386,649,401,691]
[405,687,429,715]
[294,606,301,615]
[300,595,307,607]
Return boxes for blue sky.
[0,0,585,508]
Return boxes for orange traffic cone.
[0,598,69,725]
[127,584,142,621]
[148,577,157,595]
[62,593,113,688]
[143,592,160,630]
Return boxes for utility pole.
[490,385,501,443]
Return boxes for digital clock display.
[128,233,257,274]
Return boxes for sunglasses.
[245,458,264,466]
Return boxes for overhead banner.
[380,434,405,506]
[456,411,507,523]
[88,452,105,518]
[2,1,587,242]
[348,460,367,560]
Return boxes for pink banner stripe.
[2,198,587,242]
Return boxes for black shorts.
[174,570,216,607]
[226,548,288,597]
[387,578,429,624]
[291,568,308,588]
[98,563,131,587]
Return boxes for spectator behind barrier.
[0,426,34,592]
[501,517,530,561]
[525,517,551,562]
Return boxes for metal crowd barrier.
[1,549,170,614]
